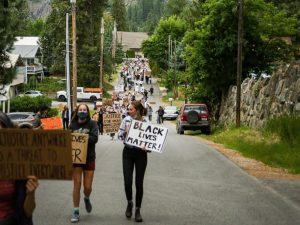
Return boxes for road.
[34,79,300,225]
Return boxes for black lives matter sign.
[125,120,168,153]
[0,129,73,180]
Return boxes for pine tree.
[0,0,28,84]
[111,0,127,31]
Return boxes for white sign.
[125,120,168,153]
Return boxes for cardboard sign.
[41,117,63,130]
[125,120,168,153]
[103,113,122,133]
[72,133,88,164]
[0,129,73,180]
[103,98,113,106]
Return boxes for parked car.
[176,104,211,135]
[20,90,43,97]
[163,106,178,120]
[7,112,36,128]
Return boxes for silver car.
[163,106,178,120]
[7,112,36,128]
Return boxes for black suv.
[176,104,211,135]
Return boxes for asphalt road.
[33,79,300,225]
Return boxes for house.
[10,36,44,83]
[116,32,149,57]
[0,52,25,112]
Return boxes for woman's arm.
[23,176,39,218]
[88,121,99,144]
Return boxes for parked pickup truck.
[57,87,102,102]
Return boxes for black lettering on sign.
[72,135,86,143]
[16,149,42,162]
[48,149,58,162]
[29,164,67,179]
[0,132,29,147]
[0,164,26,179]
[72,149,82,163]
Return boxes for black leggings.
[122,146,147,208]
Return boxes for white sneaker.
[70,210,80,223]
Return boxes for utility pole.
[112,21,117,74]
[168,35,171,70]
[173,40,177,98]
[65,13,72,119]
[99,17,104,89]
[236,0,244,128]
[70,0,77,110]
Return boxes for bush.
[10,96,52,113]
[126,50,135,58]
[48,108,59,117]
[264,115,300,146]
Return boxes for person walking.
[156,106,164,124]
[61,105,69,129]
[118,101,149,223]
[32,105,49,129]
[147,105,153,122]
[149,86,154,96]
[69,104,99,223]
[0,112,39,225]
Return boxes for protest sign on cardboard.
[103,113,122,133]
[125,120,168,153]
[71,133,88,164]
[0,129,73,180]
[41,117,63,130]
[103,98,113,106]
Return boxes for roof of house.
[116,32,149,51]
[4,52,22,68]
[10,36,40,59]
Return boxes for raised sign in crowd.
[0,57,168,224]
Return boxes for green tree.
[164,0,189,17]
[111,0,127,31]
[0,0,28,84]
[183,0,297,106]
[142,16,187,71]
[40,0,108,87]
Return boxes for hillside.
[27,0,51,19]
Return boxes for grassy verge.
[201,116,300,174]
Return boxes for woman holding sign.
[69,104,99,223]
[0,112,39,225]
[118,101,148,223]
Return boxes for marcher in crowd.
[149,86,154,96]
[147,105,153,122]
[156,106,164,124]
[118,101,149,223]
[61,105,69,129]
[32,105,49,129]
[69,104,99,223]
[0,112,39,225]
